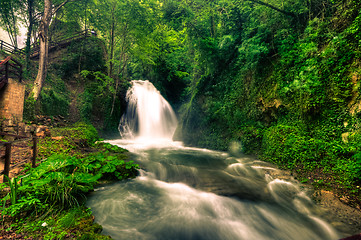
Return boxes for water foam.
[119,80,177,140]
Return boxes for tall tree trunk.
[32,0,71,100]
[25,0,34,71]
[108,5,116,77]
[32,0,52,100]
[110,23,128,116]
[10,2,18,48]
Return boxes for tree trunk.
[110,23,128,116]
[108,5,116,77]
[32,0,52,100]
[25,0,34,71]
[10,3,18,48]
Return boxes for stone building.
[0,78,25,122]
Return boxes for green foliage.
[351,153,361,183]
[0,121,136,238]
[23,96,36,122]
[2,150,138,217]
[177,0,361,200]
[50,18,82,40]
[78,70,130,131]
[55,38,107,79]
[79,71,115,120]
[96,142,128,153]
[40,88,69,117]
[72,122,100,147]
[263,125,321,168]
[4,206,110,240]
[38,122,100,159]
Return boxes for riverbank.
[0,123,139,239]
[292,167,361,237]
[266,163,361,237]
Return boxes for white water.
[118,80,177,140]
[87,80,344,240]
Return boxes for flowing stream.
[87,80,343,240]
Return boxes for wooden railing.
[0,29,93,60]
[0,40,25,55]
[0,56,22,90]
[0,133,38,182]
[30,29,92,58]
[0,29,91,88]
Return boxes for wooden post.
[3,143,11,182]
[5,61,8,81]
[32,136,37,168]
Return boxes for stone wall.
[0,78,25,121]
[0,118,50,141]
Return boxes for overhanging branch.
[246,0,296,17]
[52,0,74,15]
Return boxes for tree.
[25,0,35,70]
[0,0,21,48]
[244,0,296,17]
[32,0,72,100]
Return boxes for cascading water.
[87,80,352,240]
[119,80,177,140]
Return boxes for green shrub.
[56,38,106,79]
[23,96,36,122]
[1,152,138,217]
[40,88,70,117]
[262,125,324,169]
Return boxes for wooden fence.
[0,40,25,56]
[30,29,92,58]
[0,29,92,60]
[0,133,37,182]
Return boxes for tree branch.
[246,0,296,17]
[52,0,73,15]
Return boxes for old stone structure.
[0,78,25,121]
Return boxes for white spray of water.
[119,80,178,141]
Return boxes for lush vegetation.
[174,0,361,205]
[1,0,361,228]
[0,123,139,239]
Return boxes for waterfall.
[119,80,177,140]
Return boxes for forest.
[1,0,361,238]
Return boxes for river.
[86,80,343,240]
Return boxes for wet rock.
[313,190,361,237]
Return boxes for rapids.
[87,80,344,240]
